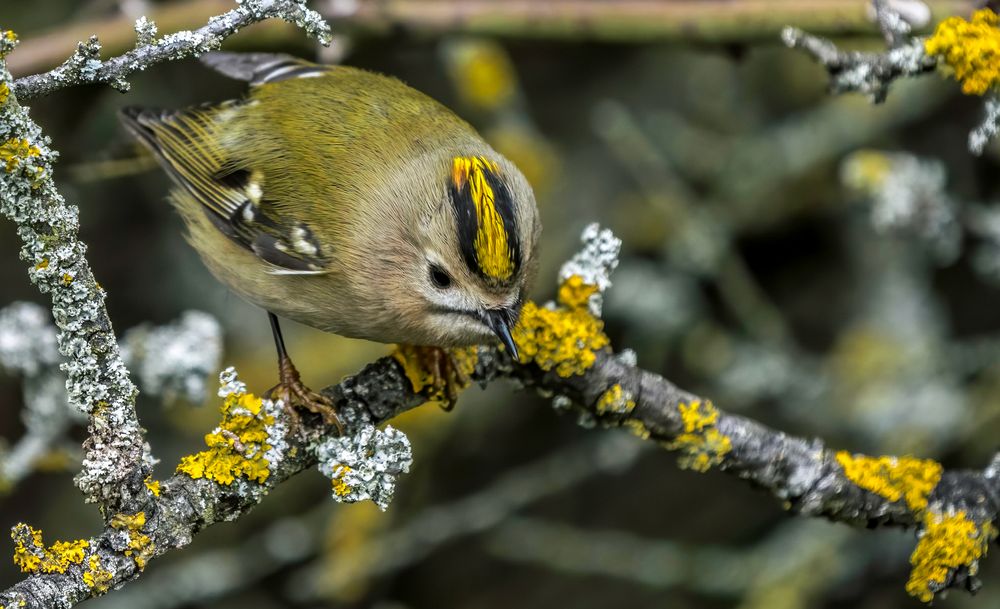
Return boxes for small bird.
[121,52,541,429]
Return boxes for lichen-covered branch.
[0,33,146,515]
[1,226,997,606]
[780,26,935,103]
[784,4,1000,154]
[10,0,331,100]
[2,1,998,605]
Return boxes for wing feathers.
[120,103,330,274]
[199,52,330,86]
[120,104,245,224]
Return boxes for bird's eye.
[429,264,452,289]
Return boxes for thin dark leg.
[268,311,289,363]
[265,311,343,433]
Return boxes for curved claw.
[270,355,344,434]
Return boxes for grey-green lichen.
[315,424,413,511]
[12,0,332,100]
[0,31,146,507]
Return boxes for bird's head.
[409,154,541,356]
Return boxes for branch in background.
[0,303,223,491]
[785,3,1000,154]
[0,302,81,490]
[118,310,222,405]
[5,0,978,77]
[11,0,331,100]
[485,517,873,600]
[780,27,935,103]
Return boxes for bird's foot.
[391,345,478,411]
[268,355,344,434]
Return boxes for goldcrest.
[121,52,541,426]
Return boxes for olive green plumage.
[121,52,540,351]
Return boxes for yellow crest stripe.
[452,156,514,281]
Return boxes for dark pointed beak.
[481,308,519,360]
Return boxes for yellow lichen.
[61,273,74,285]
[392,345,478,405]
[176,389,275,485]
[623,419,651,440]
[836,452,942,513]
[11,524,88,574]
[906,510,997,602]
[557,275,600,310]
[33,258,48,270]
[0,31,16,59]
[0,138,41,173]
[842,150,893,193]
[595,383,636,417]
[110,512,153,569]
[665,400,732,472]
[82,554,113,594]
[447,40,517,111]
[0,82,9,106]
[11,525,42,573]
[512,291,610,378]
[331,465,353,498]
[144,477,161,497]
[925,8,1000,95]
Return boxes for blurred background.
[3,0,1000,607]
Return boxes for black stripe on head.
[449,156,521,288]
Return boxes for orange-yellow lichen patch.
[11,524,88,574]
[0,31,16,58]
[392,345,478,405]
[82,554,113,594]
[176,390,275,485]
[623,419,651,440]
[512,301,610,377]
[511,274,611,376]
[558,275,600,310]
[925,8,1000,95]
[331,465,353,498]
[595,383,636,417]
[0,138,41,173]
[665,399,731,473]
[110,512,153,570]
[836,452,942,513]
[144,477,161,497]
[906,510,997,602]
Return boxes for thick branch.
[2,341,997,606]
